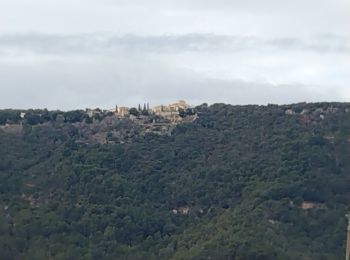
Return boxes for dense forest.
[1,102,350,259]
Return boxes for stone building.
[152,100,189,114]
[86,108,101,118]
[20,112,26,119]
[116,107,130,117]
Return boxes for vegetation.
[0,102,350,259]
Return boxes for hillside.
[1,102,350,259]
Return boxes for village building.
[152,100,189,114]
[20,112,26,119]
[285,109,295,115]
[300,109,309,115]
[151,101,190,123]
[86,108,101,118]
[116,107,130,117]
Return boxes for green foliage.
[129,107,140,116]
[0,109,89,126]
[63,110,86,123]
[1,102,350,259]
[0,109,21,124]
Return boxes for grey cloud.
[268,36,350,53]
[0,33,349,57]
[102,0,346,14]
[0,58,345,110]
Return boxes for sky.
[0,0,349,110]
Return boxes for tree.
[129,107,139,116]
[142,104,149,116]
[24,113,41,125]
[179,109,186,118]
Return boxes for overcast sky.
[0,0,349,110]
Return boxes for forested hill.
[1,102,350,259]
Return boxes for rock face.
[0,124,23,135]
[301,202,317,210]
[172,206,190,215]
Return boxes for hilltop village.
[86,100,195,123]
[0,100,198,144]
[81,100,198,144]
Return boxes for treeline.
[0,109,91,125]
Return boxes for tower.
[346,213,350,260]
